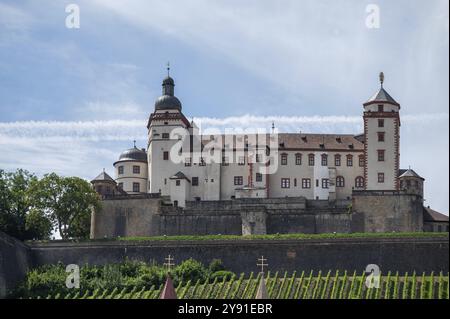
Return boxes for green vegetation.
[26,231,448,244]
[12,258,232,298]
[19,271,449,299]
[0,169,100,240]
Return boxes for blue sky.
[0,0,448,214]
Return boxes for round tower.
[399,168,424,198]
[114,142,148,194]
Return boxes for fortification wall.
[352,191,423,232]
[0,231,31,298]
[91,196,359,238]
[29,236,449,274]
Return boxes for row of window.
[118,165,141,175]
[279,176,365,189]
[118,182,141,193]
[280,153,365,167]
[164,151,386,166]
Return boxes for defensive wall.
[90,192,424,238]
[1,231,448,298]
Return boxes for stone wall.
[29,236,449,274]
[352,191,423,232]
[0,231,31,298]
[91,196,357,238]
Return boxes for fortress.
[89,71,448,238]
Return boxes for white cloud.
[0,113,448,214]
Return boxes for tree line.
[0,169,100,240]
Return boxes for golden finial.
[379,72,384,87]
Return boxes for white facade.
[110,73,401,206]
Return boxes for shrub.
[208,259,226,273]
[173,258,209,284]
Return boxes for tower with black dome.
[113,142,148,194]
[147,68,192,196]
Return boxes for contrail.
[0,113,447,141]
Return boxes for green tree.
[30,173,100,239]
[0,169,51,240]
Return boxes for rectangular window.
[335,155,341,167]
[118,183,123,189]
[321,155,328,166]
[295,154,302,165]
[359,156,365,167]
[175,180,181,186]
[238,156,245,166]
[162,133,170,139]
[185,157,192,166]
[378,150,385,162]
[308,154,315,166]
[378,132,385,142]
[234,176,243,186]
[118,166,124,175]
[378,173,385,183]
[316,179,319,187]
[281,178,290,188]
[322,178,329,189]
[199,157,206,166]
[133,182,140,193]
[378,119,384,127]
[302,178,311,189]
[378,105,384,112]
[281,154,288,165]
[192,177,199,186]
[163,151,169,160]
[133,165,140,174]
[347,155,353,167]
[256,173,263,182]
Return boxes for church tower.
[363,73,400,190]
[147,67,191,195]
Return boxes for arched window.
[359,155,365,167]
[321,154,328,166]
[334,154,341,166]
[355,176,364,188]
[308,154,315,166]
[346,154,353,167]
[295,153,302,165]
[336,176,345,187]
[281,153,288,165]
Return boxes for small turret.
[399,168,424,198]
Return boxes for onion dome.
[154,66,182,111]
[115,142,147,164]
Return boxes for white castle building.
[92,72,415,207]
[90,70,449,235]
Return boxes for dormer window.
[378,105,384,112]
